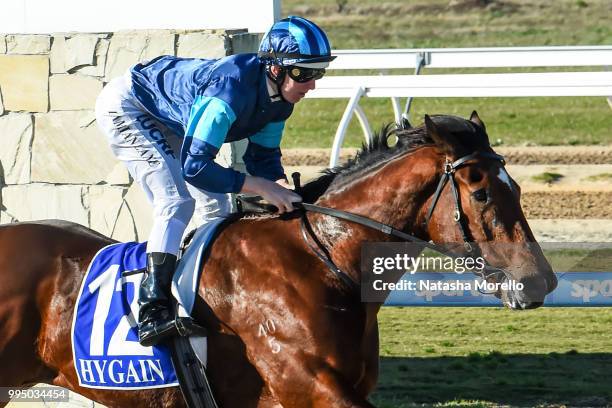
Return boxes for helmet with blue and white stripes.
[258,16,336,68]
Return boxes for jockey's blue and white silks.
[130,53,293,193]
[71,242,179,389]
[97,17,332,254]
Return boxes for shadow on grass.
[371,352,612,407]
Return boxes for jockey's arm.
[182,95,245,193]
[241,122,302,212]
[243,121,287,182]
[182,96,300,213]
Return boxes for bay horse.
[0,112,556,407]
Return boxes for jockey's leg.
[137,251,177,346]
[95,71,196,346]
[138,194,195,346]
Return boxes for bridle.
[424,151,506,253]
[296,151,509,295]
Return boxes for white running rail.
[304,45,612,167]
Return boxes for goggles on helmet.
[286,66,326,83]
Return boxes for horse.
[0,112,557,407]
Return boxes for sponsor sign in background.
[361,242,612,307]
[383,272,612,306]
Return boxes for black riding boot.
[138,252,178,347]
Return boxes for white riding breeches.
[95,72,232,256]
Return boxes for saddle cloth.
[71,218,225,390]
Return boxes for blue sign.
[71,242,179,389]
[383,272,612,306]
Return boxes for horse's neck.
[312,148,439,287]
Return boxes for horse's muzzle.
[501,272,556,310]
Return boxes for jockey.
[95,16,335,347]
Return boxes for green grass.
[544,247,612,272]
[531,172,564,184]
[373,307,612,407]
[281,0,612,149]
[368,243,612,406]
[285,1,611,49]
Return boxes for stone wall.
[0,29,261,241]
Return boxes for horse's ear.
[424,114,460,158]
[469,110,486,131]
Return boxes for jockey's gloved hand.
[242,175,302,214]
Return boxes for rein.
[294,151,508,294]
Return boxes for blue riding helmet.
[258,16,336,68]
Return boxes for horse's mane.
[300,114,490,203]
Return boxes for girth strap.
[299,213,360,293]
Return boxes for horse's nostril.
[514,276,549,305]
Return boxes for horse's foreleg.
[356,318,380,396]
[260,359,376,408]
[309,367,377,408]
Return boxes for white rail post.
[330,86,366,168]
[403,51,430,123]
[391,98,402,124]
[354,104,373,146]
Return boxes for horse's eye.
[472,188,488,202]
